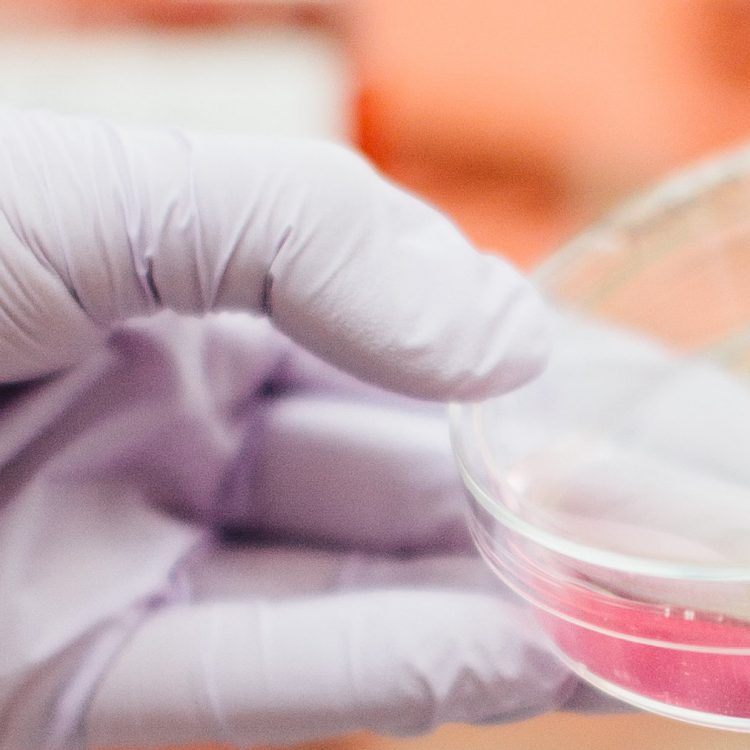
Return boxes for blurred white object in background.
[0,26,348,138]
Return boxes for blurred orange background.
[3,1,750,749]
[349,0,750,266]
[6,0,750,271]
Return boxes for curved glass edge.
[448,401,750,582]
[532,141,750,291]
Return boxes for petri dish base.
[452,144,750,729]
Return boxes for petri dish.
[451,144,750,730]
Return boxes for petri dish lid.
[451,144,750,581]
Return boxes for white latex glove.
[0,109,607,750]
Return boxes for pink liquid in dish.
[537,583,750,717]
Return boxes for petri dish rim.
[450,402,750,582]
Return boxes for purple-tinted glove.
[0,109,602,750]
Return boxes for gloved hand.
[0,108,605,750]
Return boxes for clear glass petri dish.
[450,145,750,731]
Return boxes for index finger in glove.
[0,108,548,398]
